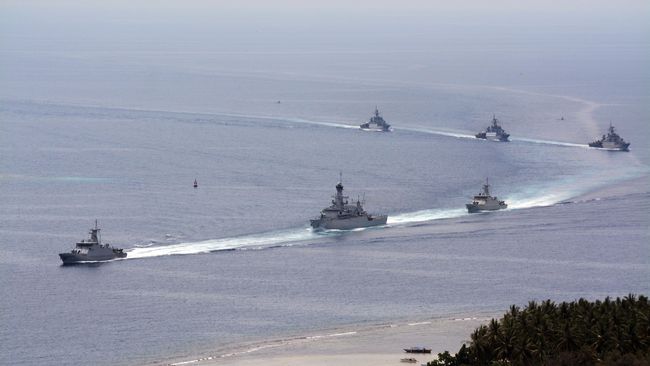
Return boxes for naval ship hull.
[475,132,509,142]
[588,141,630,151]
[59,251,127,264]
[466,203,507,213]
[359,124,391,132]
[310,215,388,230]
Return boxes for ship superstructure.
[476,115,510,142]
[310,175,388,230]
[59,221,126,264]
[588,124,630,151]
[360,107,391,132]
[466,178,508,213]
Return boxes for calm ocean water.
[1,3,649,365]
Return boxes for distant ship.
[466,178,507,213]
[476,115,510,141]
[310,175,387,230]
[588,124,630,151]
[59,221,126,264]
[360,107,391,132]
[403,347,432,354]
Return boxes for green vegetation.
[429,295,650,366]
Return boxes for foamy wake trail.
[128,166,646,259]
[127,209,470,259]
[127,228,324,259]
[398,126,591,148]
[282,117,359,130]
[512,137,589,148]
[505,165,647,209]
[223,113,591,149]
[506,191,574,209]
[388,208,467,225]
[126,210,469,259]
[217,111,360,131]
[398,126,477,140]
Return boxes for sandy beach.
[140,175,650,366]
[156,314,497,366]
[154,176,650,366]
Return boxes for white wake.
[388,208,467,225]
[127,228,321,259]
[127,165,647,260]
[511,137,589,148]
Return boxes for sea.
[1,2,649,365]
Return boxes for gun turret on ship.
[466,178,508,213]
[360,107,391,132]
[59,221,126,264]
[588,124,630,151]
[475,115,510,142]
[310,175,388,230]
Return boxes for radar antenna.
[483,178,491,196]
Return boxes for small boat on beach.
[404,347,431,354]
[400,357,418,363]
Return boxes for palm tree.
[436,295,650,366]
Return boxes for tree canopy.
[428,295,650,366]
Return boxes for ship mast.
[333,172,348,209]
[483,178,491,196]
[90,219,101,243]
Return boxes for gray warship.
[588,124,630,151]
[475,115,510,141]
[310,176,388,230]
[360,107,391,132]
[59,221,126,264]
[466,178,508,213]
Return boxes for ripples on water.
[2,6,650,363]
[1,96,649,366]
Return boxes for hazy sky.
[2,0,649,28]
[1,0,648,128]
[2,0,648,52]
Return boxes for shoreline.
[149,176,650,366]
[151,312,500,366]
[147,175,650,366]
